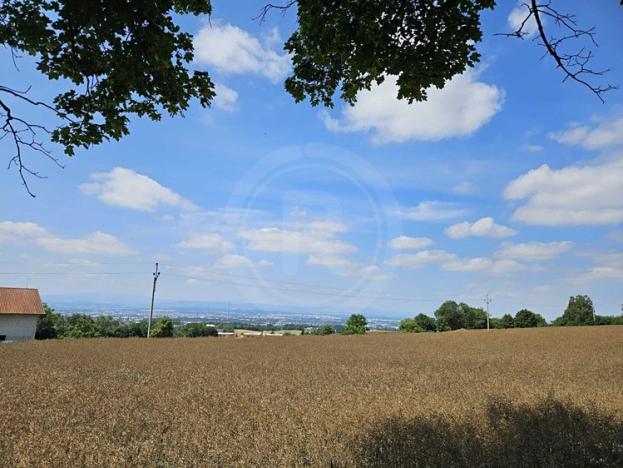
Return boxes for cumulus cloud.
[522,144,544,153]
[490,259,527,275]
[388,236,433,250]
[81,167,196,212]
[445,217,517,239]
[307,255,384,279]
[386,250,455,269]
[193,23,290,83]
[322,71,503,143]
[175,233,233,253]
[452,181,475,195]
[213,254,271,269]
[507,1,538,36]
[239,227,355,256]
[0,221,135,256]
[386,249,530,275]
[213,83,239,112]
[550,116,623,150]
[400,201,467,222]
[504,157,623,225]
[496,241,573,261]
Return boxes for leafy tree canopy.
[399,318,423,333]
[35,303,60,339]
[555,295,596,326]
[435,301,464,331]
[285,0,493,106]
[176,322,218,337]
[150,316,174,338]
[499,314,515,329]
[462,305,488,330]
[2,1,618,193]
[343,314,367,335]
[514,309,547,329]
[414,313,437,332]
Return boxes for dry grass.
[1,326,623,466]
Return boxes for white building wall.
[0,315,38,341]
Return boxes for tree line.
[35,305,218,340]
[36,295,622,340]
[399,295,623,333]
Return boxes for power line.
[0,271,149,275]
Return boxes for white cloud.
[176,233,233,253]
[322,71,503,143]
[307,255,384,279]
[580,252,623,281]
[239,225,356,256]
[385,250,455,269]
[442,257,492,272]
[388,236,433,250]
[213,254,271,269]
[452,181,474,195]
[497,241,573,261]
[213,83,239,112]
[522,144,544,153]
[587,266,623,280]
[81,167,196,212]
[508,2,538,36]
[386,249,528,275]
[490,259,526,275]
[400,201,467,222]
[0,221,135,256]
[550,116,623,150]
[445,217,517,239]
[193,23,290,83]
[299,220,348,235]
[504,157,623,225]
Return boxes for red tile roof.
[0,288,45,315]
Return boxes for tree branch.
[0,87,65,197]
[498,1,617,102]
[255,1,296,22]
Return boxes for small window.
[0,335,6,342]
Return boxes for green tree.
[65,314,101,338]
[150,317,174,338]
[399,318,423,333]
[176,322,218,337]
[4,1,616,193]
[556,295,596,326]
[462,305,488,330]
[314,324,334,335]
[514,309,547,329]
[342,314,367,335]
[499,314,515,329]
[35,303,59,339]
[414,313,437,332]
[117,319,149,338]
[435,301,464,331]
[94,316,122,337]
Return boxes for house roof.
[0,288,45,315]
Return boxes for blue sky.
[1,0,622,320]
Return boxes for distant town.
[50,303,401,331]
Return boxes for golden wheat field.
[1,326,623,466]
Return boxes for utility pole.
[484,293,492,330]
[147,262,161,338]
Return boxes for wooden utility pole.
[147,262,160,338]
[485,293,492,331]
